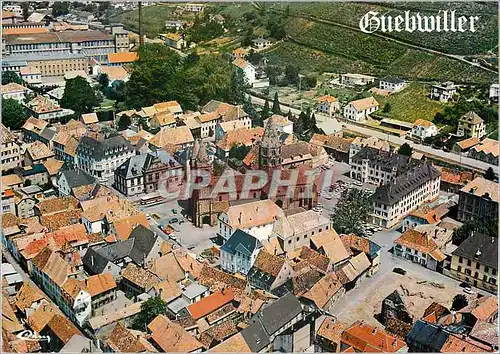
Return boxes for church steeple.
[259,116,283,169]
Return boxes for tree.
[261,98,271,122]
[61,76,99,117]
[132,297,167,331]
[2,71,23,85]
[229,144,251,161]
[243,95,260,126]
[226,69,247,105]
[452,217,498,246]
[124,44,181,108]
[383,103,392,113]
[398,143,413,156]
[21,2,30,21]
[272,92,281,115]
[2,99,28,130]
[452,294,468,310]
[331,188,374,236]
[98,73,109,89]
[284,64,299,86]
[52,2,69,17]
[118,115,132,131]
[484,167,496,181]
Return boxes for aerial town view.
[0,1,498,353]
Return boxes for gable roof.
[122,263,161,290]
[187,288,234,320]
[224,199,284,229]
[112,213,149,240]
[81,113,98,125]
[149,253,185,282]
[302,273,342,308]
[108,51,138,64]
[59,169,96,189]
[249,293,302,336]
[311,229,351,264]
[460,177,498,203]
[149,126,194,148]
[106,323,146,352]
[86,272,117,297]
[349,96,379,111]
[44,315,81,345]
[342,320,407,352]
[148,315,203,352]
[452,232,498,268]
[221,229,262,257]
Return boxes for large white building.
[350,147,422,186]
[379,76,406,92]
[370,164,441,228]
[76,134,135,183]
[220,229,262,275]
[343,97,379,121]
[218,199,285,242]
[410,119,438,140]
[232,58,256,87]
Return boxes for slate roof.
[247,251,287,289]
[372,164,441,206]
[115,154,148,179]
[221,229,262,257]
[77,135,133,160]
[406,320,450,352]
[82,225,157,273]
[240,318,270,352]
[60,169,96,189]
[351,146,420,174]
[381,76,405,84]
[452,232,498,268]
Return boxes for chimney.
[159,287,163,297]
[238,212,242,224]
[91,255,94,266]
[221,287,226,295]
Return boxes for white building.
[3,5,23,16]
[317,95,340,116]
[220,229,262,275]
[410,119,438,140]
[430,81,457,102]
[252,38,272,49]
[218,199,285,242]
[76,135,135,183]
[232,58,256,87]
[20,66,42,86]
[349,136,390,165]
[457,111,486,139]
[272,209,332,253]
[489,84,499,102]
[340,73,375,87]
[184,3,205,13]
[371,164,441,228]
[1,82,32,103]
[343,96,379,121]
[379,76,406,92]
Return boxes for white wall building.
[232,58,256,87]
[371,164,441,228]
[76,135,135,183]
[343,97,379,121]
[410,119,438,140]
[218,199,285,242]
[379,76,406,92]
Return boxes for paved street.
[139,199,217,255]
[249,94,498,174]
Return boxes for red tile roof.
[187,288,234,320]
[341,320,406,352]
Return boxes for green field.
[109,4,179,38]
[373,83,449,123]
[277,2,498,55]
[274,18,497,83]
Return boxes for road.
[249,94,498,174]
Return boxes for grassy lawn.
[373,83,448,123]
[109,4,181,38]
[96,98,116,112]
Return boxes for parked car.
[459,282,470,288]
[146,214,151,220]
[393,267,407,275]
[463,287,474,295]
[354,181,363,186]
[170,234,177,241]
[169,217,179,224]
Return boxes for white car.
[354,181,363,186]
[313,207,322,212]
[146,214,151,220]
[463,287,474,295]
